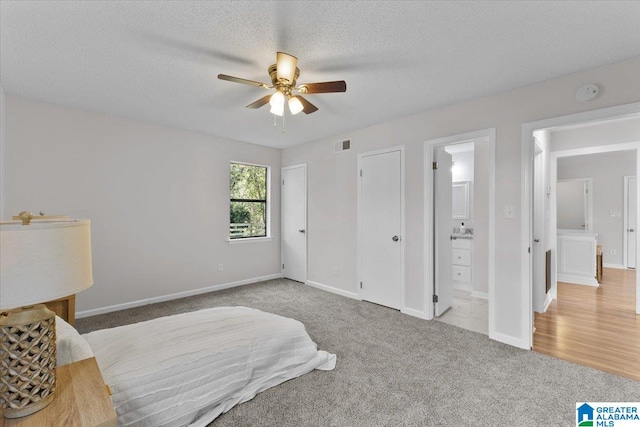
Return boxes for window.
[230,163,268,239]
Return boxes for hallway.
[533,267,640,381]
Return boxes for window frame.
[228,161,271,241]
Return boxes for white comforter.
[83,307,336,427]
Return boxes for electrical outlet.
[218,264,224,272]
[610,249,617,256]
[333,267,339,276]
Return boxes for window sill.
[227,236,273,244]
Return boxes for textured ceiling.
[2,1,640,149]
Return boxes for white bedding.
[55,315,94,366]
[82,307,335,427]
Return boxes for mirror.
[452,181,470,219]
[557,178,592,230]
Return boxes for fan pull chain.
[273,114,277,127]
[282,111,286,134]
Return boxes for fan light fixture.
[288,96,304,115]
[218,51,347,131]
[269,91,285,116]
[276,52,298,84]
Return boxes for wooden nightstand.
[44,294,76,326]
[1,357,117,427]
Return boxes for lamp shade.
[269,91,285,116]
[276,52,298,83]
[0,219,93,309]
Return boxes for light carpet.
[76,279,640,426]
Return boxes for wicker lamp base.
[0,305,57,419]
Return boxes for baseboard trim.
[305,280,360,300]
[76,273,284,318]
[306,281,428,319]
[557,273,599,287]
[603,263,627,270]
[471,291,488,300]
[490,332,529,350]
[401,307,427,319]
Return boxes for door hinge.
[432,162,438,170]
[282,179,284,185]
[528,247,531,254]
[360,169,362,177]
[360,281,362,289]
[282,263,284,269]
[433,294,438,303]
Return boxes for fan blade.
[297,81,347,94]
[297,96,318,114]
[218,74,272,89]
[246,95,272,109]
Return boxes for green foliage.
[230,203,251,224]
[230,164,267,238]
[230,164,266,200]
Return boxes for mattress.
[82,306,335,426]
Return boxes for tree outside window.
[230,163,268,239]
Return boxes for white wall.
[551,117,640,152]
[556,180,588,229]
[3,96,282,313]
[557,151,635,266]
[0,86,5,220]
[281,56,640,345]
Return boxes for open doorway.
[424,129,495,337]
[522,103,640,379]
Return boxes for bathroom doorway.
[424,129,496,337]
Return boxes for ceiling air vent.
[334,139,351,153]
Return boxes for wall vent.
[334,139,351,153]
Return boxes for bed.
[56,307,336,427]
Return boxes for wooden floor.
[533,267,640,381]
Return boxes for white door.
[532,145,546,312]
[434,147,453,316]
[359,149,402,309]
[282,164,307,282]
[626,176,637,269]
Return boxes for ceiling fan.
[218,52,347,116]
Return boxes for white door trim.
[423,129,496,338]
[521,101,640,350]
[357,146,405,312]
[623,175,636,269]
[281,163,307,282]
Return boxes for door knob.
[392,236,399,242]
[298,229,306,233]
[629,229,635,232]
[533,239,540,243]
